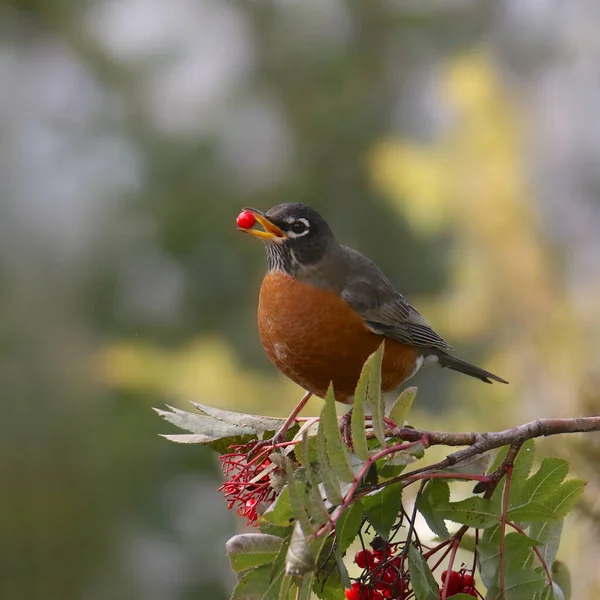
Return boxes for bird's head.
[238,203,337,273]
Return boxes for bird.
[237,202,507,437]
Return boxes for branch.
[384,416,600,481]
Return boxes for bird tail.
[434,350,508,384]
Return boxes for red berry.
[461,573,474,587]
[441,570,462,595]
[460,586,477,597]
[345,583,376,600]
[345,583,360,600]
[236,210,256,229]
[355,550,375,569]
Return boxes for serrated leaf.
[334,501,364,552]
[478,532,539,588]
[226,533,283,572]
[320,385,354,483]
[531,520,563,567]
[416,480,450,539]
[389,386,417,425]
[231,565,283,600]
[545,479,586,519]
[296,430,319,467]
[286,522,315,576]
[335,543,352,589]
[362,482,403,540]
[436,496,499,528]
[502,567,545,600]
[367,343,386,445]
[510,440,536,492]
[506,501,559,522]
[515,458,569,507]
[305,471,331,526]
[285,460,313,534]
[154,405,255,437]
[351,359,370,461]
[552,561,571,600]
[189,402,284,432]
[316,415,343,505]
[302,432,331,526]
[263,486,294,527]
[408,545,439,600]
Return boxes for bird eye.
[290,220,308,235]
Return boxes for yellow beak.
[238,208,286,241]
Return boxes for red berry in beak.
[237,210,256,229]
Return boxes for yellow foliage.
[368,50,596,423]
[100,336,323,417]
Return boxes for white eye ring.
[287,218,310,238]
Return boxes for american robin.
[238,203,507,434]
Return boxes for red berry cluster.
[440,568,477,598]
[218,451,276,526]
[345,540,410,599]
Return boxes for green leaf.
[545,479,586,519]
[334,501,364,553]
[367,343,386,445]
[278,574,294,600]
[320,385,354,483]
[506,502,559,522]
[155,406,257,451]
[311,537,346,600]
[297,534,329,600]
[231,565,284,600]
[362,482,403,540]
[302,433,331,526]
[540,582,566,600]
[296,430,318,467]
[552,561,571,600]
[416,480,450,539]
[335,543,352,590]
[510,440,536,492]
[155,405,256,436]
[269,533,291,581]
[189,402,284,432]
[436,496,499,528]
[531,520,563,567]
[316,413,343,505]
[502,567,545,600]
[351,359,370,461]
[226,533,283,572]
[478,532,539,588]
[515,458,569,506]
[285,460,313,534]
[389,386,417,425]
[408,544,439,600]
[262,486,294,527]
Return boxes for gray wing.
[338,247,453,351]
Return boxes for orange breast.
[258,271,420,403]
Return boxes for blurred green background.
[2,0,600,598]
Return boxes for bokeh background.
[3,0,600,598]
